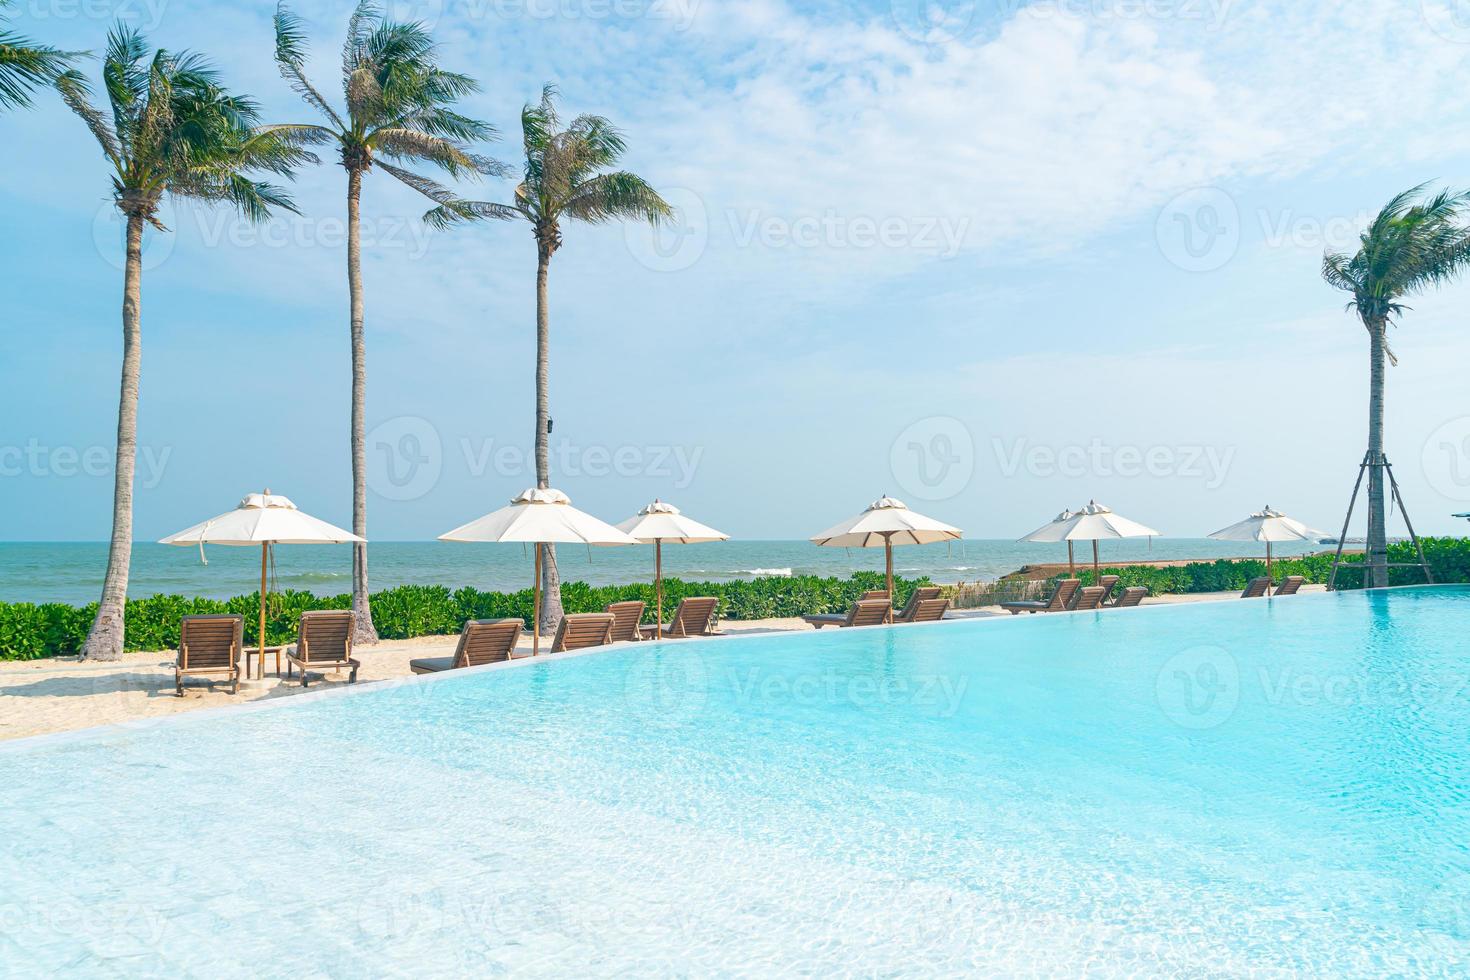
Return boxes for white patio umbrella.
[1208,505,1326,595]
[160,490,362,679]
[615,499,729,631]
[811,496,963,620]
[1019,500,1160,582]
[440,488,638,656]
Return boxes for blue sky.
[4,0,1470,541]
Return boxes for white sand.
[0,588,1323,744]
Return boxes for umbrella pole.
[1092,539,1100,583]
[258,543,268,680]
[1266,541,1273,596]
[655,538,663,630]
[533,543,542,657]
[885,534,894,624]
[1068,540,1075,577]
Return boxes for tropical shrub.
[0,572,930,660]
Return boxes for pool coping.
[2,582,1462,754]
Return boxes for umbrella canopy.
[1019,507,1080,574]
[1208,506,1325,595]
[440,488,638,546]
[1019,500,1159,580]
[440,488,637,655]
[1207,506,1324,544]
[160,491,362,547]
[811,497,962,618]
[160,491,361,681]
[616,499,729,630]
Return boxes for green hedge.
[0,572,932,661]
[1066,537,1470,595]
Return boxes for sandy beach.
[0,588,1325,744]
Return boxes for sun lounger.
[604,600,646,643]
[410,619,522,674]
[175,614,242,696]
[1000,578,1081,615]
[1273,576,1305,596]
[803,598,892,630]
[1069,585,1108,611]
[893,586,944,623]
[1112,586,1147,608]
[1241,577,1270,599]
[859,589,890,601]
[904,597,950,623]
[1095,575,1120,604]
[639,596,720,639]
[285,610,360,688]
[551,612,616,652]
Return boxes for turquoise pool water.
[3,587,1468,975]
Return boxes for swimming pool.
[3,587,1468,975]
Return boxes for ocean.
[0,539,1326,605]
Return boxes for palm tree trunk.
[535,243,563,633]
[81,213,143,661]
[1365,317,1389,588]
[347,167,378,643]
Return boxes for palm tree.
[426,85,672,633]
[1322,184,1470,588]
[272,1,497,644]
[59,26,309,660]
[0,0,81,109]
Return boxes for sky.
[4,0,1470,542]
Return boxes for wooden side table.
[243,645,285,680]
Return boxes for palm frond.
[273,3,345,129]
[0,6,85,110]
[56,68,122,166]
[561,171,672,225]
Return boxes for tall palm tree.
[60,26,309,660]
[272,1,497,643]
[1322,184,1470,588]
[0,0,81,109]
[426,85,672,633]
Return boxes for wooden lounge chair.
[1095,575,1120,604]
[905,597,950,623]
[285,610,359,688]
[175,614,242,696]
[893,586,944,623]
[639,596,721,640]
[803,598,892,630]
[1240,577,1270,599]
[604,600,646,643]
[1273,575,1305,596]
[551,612,615,652]
[1069,585,1108,611]
[410,619,522,674]
[859,589,890,601]
[1112,586,1147,608]
[1000,578,1081,615]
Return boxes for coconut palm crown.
[272,0,500,643]
[1321,183,1470,588]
